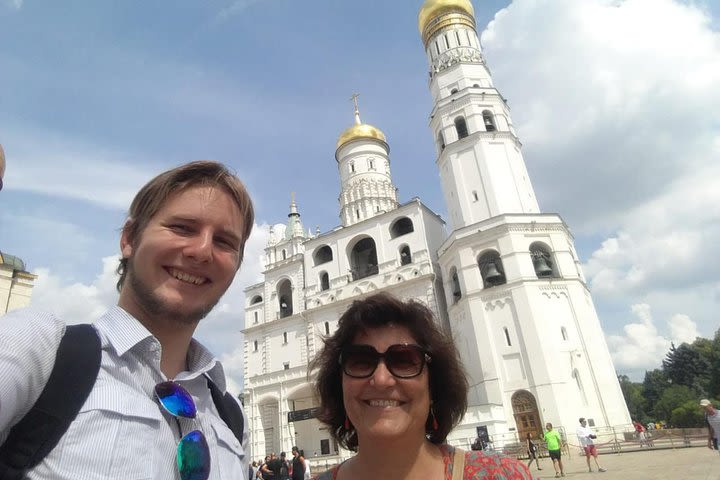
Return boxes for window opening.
[400,245,411,265]
[455,116,469,139]
[478,251,506,288]
[482,110,497,132]
[349,237,379,281]
[390,217,414,238]
[320,272,330,291]
[504,327,512,346]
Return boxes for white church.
[241,0,631,461]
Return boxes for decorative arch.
[390,217,414,238]
[250,295,263,305]
[482,110,497,132]
[454,116,469,139]
[529,241,560,278]
[478,250,506,288]
[399,245,411,265]
[277,278,293,318]
[313,245,333,266]
[348,236,379,281]
[511,390,542,442]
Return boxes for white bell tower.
[420,0,539,231]
[418,0,631,442]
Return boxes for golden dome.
[336,123,387,150]
[418,0,475,38]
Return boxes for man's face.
[580,419,587,427]
[119,185,244,325]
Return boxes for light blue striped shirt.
[0,306,248,480]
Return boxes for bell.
[484,262,503,283]
[484,117,496,131]
[533,255,553,277]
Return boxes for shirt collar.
[95,306,227,392]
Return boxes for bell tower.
[419,0,539,231]
[418,0,631,442]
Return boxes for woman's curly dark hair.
[309,292,468,451]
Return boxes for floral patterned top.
[313,444,534,480]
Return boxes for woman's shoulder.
[311,465,338,480]
[461,448,534,479]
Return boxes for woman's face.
[341,324,431,445]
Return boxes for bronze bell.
[484,262,503,283]
[533,255,553,277]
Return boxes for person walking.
[290,446,305,480]
[0,161,255,479]
[544,423,565,478]
[576,417,607,472]
[701,399,720,453]
[526,433,542,471]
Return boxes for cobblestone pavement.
[527,446,720,480]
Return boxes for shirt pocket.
[210,418,246,480]
[48,385,163,480]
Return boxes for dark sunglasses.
[155,381,210,480]
[339,344,431,379]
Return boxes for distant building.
[242,0,631,462]
[0,252,37,314]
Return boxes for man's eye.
[170,224,192,233]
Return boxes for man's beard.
[126,259,218,325]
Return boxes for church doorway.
[511,390,542,442]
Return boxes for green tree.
[642,369,669,415]
[653,385,698,423]
[708,330,720,398]
[663,342,710,393]
[670,399,710,428]
[618,374,647,422]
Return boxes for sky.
[1,0,719,393]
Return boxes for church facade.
[242,0,630,462]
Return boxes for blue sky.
[2,0,719,390]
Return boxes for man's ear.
[120,220,135,258]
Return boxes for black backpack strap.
[0,324,101,479]
[206,377,244,444]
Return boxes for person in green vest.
[544,422,565,478]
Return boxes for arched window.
[504,327,512,346]
[324,321,330,335]
[390,217,414,238]
[529,242,559,278]
[349,237,379,281]
[313,245,333,266]
[399,245,411,265]
[472,191,479,202]
[253,311,258,324]
[450,88,458,94]
[250,295,263,305]
[454,116,469,139]
[319,271,330,291]
[438,131,445,152]
[282,249,287,260]
[561,326,568,341]
[478,251,506,288]
[277,279,293,318]
[482,110,497,132]
[450,267,461,303]
[368,158,375,170]
[283,332,288,344]
[253,340,258,352]
[349,161,355,173]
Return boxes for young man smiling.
[0,161,254,479]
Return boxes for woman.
[310,293,533,479]
[525,433,542,471]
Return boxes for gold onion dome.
[336,123,386,150]
[418,0,475,43]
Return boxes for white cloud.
[482,0,720,370]
[1,0,22,10]
[606,303,700,377]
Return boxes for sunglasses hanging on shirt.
[155,381,211,480]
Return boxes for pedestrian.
[576,417,607,472]
[526,432,542,470]
[0,161,254,479]
[309,293,533,479]
[633,420,648,447]
[544,422,565,478]
[701,399,720,453]
[291,446,305,480]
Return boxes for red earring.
[431,407,439,431]
[344,416,351,430]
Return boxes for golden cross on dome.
[350,93,361,125]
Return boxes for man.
[290,446,305,480]
[0,161,254,479]
[544,422,565,478]
[701,399,720,452]
[576,417,607,472]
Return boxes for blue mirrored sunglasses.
[155,381,211,480]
